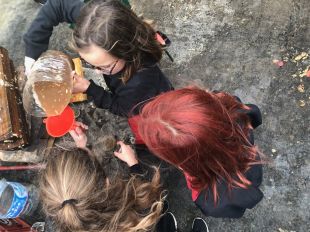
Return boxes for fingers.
[114,144,122,153]
[75,127,83,135]
[114,142,125,158]
[75,121,88,130]
[71,70,76,79]
[69,128,88,148]
[113,141,138,166]
[72,72,84,84]
[72,77,90,93]
[116,141,126,147]
[117,141,129,153]
[113,151,121,158]
[69,126,85,137]
[81,123,88,130]
[116,141,135,151]
[69,129,79,139]
[114,142,123,156]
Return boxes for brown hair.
[40,149,163,232]
[71,0,163,83]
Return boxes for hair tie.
[61,199,78,209]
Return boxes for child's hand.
[114,141,138,167]
[72,71,90,93]
[69,122,88,148]
[74,121,89,130]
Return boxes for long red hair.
[138,87,261,201]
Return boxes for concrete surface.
[0,0,309,231]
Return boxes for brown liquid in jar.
[33,81,71,116]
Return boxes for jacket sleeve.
[129,163,144,175]
[85,80,114,111]
[194,166,264,219]
[86,71,166,117]
[213,91,262,129]
[23,0,83,60]
[245,104,262,129]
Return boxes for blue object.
[0,181,28,219]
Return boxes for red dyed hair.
[138,87,261,201]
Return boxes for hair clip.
[155,31,174,62]
[61,199,78,209]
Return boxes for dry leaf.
[283,57,289,62]
[299,66,310,77]
[297,84,305,93]
[293,52,308,61]
[278,228,288,232]
[272,59,284,67]
[299,100,306,107]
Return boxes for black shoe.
[156,212,177,232]
[191,217,209,232]
[34,0,47,5]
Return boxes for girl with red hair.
[119,87,264,218]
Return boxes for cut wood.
[0,47,29,150]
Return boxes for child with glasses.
[24,0,173,117]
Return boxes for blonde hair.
[40,149,163,232]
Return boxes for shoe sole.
[167,212,178,231]
[192,217,209,232]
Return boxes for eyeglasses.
[81,58,119,75]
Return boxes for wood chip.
[293,52,308,61]
[297,84,305,93]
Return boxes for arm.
[68,122,91,152]
[114,141,144,175]
[213,91,262,129]
[244,104,262,129]
[71,74,115,112]
[231,94,262,129]
[23,0,83,60]
[85,79,115,111]
[129,163,144,175]
[86,72,166,117]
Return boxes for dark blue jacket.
[24,0,173,116]
[194,102,264,218]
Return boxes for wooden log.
[0,47,29,150]
[0,218,32,232]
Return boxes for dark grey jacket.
[194,103,264,218]
[24,0,83,60]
